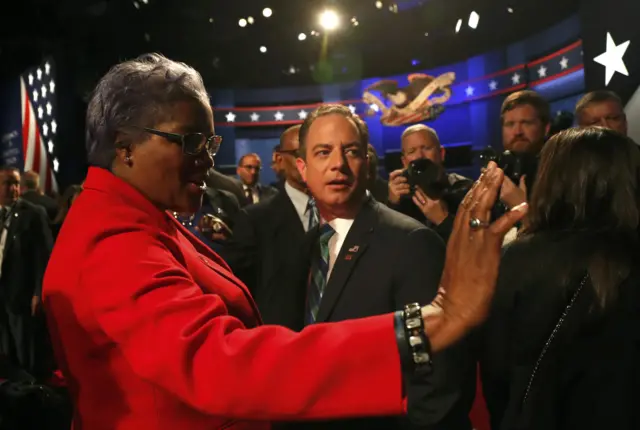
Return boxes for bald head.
[279,125,305,191]
[281,125,301,152]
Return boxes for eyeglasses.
[139,127,222,157]
[241,165,261,171]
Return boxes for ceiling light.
[133,1,139,9]
[298,33,307,41]
[260,46,267,53]
[507,7,514,13]
[263,8,273,18]
[424,32,429,36]
[247,16,254,24]
[141,0,148,3]
[455,18,462,33]
[468,11,479,29]
[389,4,398,13]
[319,9,340,31]
[375,1,383,9]
[239,18,247,27]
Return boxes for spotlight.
[298,33,307,41]
[507,7,514,13]
[319,9,340,31]
[263,7,273,18]
[468,11,479,29]
[260,46,267,53]
[455,18,462,33]
[239,18,247,27]
[247,16,254,24]
[375,1,383,9]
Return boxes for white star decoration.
[45,62,51,75]
[465,86,475,97]
[32,90,38,102]
[298,110,308,120]
[559,56,569,70]
[250,112,260,122]
[48,140,54,153]
[36,68,42,80]
[51,120,57,134]
[489,80,498,91]
[225,112,236,122]
[49,80,55,94]
[594,32,630,86]
[537,65,547,78]
[348,104,356,114]
[53,158,59,172]
[28,74,34,85]
[37,106,44,119]
[46,102,53,116]
[511,73,521,85]
[274,111,284,121]
[41,85,47,98]
[42,123,49,137]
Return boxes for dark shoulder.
[373,200,428,233]
[242,191,285,222]
[17,198,48,218]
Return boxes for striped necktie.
[306,223,335,325]
[306,198,319,231]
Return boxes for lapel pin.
[348,245,359,253]
[345,254,353,261]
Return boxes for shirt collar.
[284,181,310,218]
[327,217,355,239]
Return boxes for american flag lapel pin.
[348,245,359,253]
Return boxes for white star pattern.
[41,85,47,98]
[489,80,498,91]
[28,74,34,85]
[42,123,49,137]
[250,112,260,122]
[49,80,55,94]
[274,111,284,121]
[348,104,356,114]
[53,158,59,172]
[537,65,547,78]
[36,68,42,80]
[594,32,630,86]
[45,62,51,75]
[51,120,57,134]
[48,140,54,153]
[46,102,53,116]
[298,110,308,120]
[559,56,569,70]
[32,90,38,102]
[225,112,236,122]
[37,106,44,119]
[512,73,521,85]
[465,86,475,97]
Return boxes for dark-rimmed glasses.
[139,127,222,157]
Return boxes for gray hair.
[85,53,210,169]
[401,124,440,150]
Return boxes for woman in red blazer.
[42,53,525,430]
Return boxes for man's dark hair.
[22,170,40,190]
[501,90,551,125]
[85,53,210,169]
[575,90,624,122]
[298,104,369,160]
[238,153,260,166]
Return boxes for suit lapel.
[315,199,377,322]
[3,201,23,256]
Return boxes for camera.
[401,159,472,211]
[479,147,538,185]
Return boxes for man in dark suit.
[236,153,278,205]
[205,168,248,208]
[20,170,58,222]
[221,126,313,330]
[292,105,475,430]
[0,167,53,378]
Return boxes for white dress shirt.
[242,185,259,204]
[326,218,355,280]
[284,181,313,231]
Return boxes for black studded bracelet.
[403,303,433,375]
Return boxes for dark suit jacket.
[292,198,475,430]
[20,191,58,222]
[0,199,53,312]
[220,188,308,330]
[205,169,248,208]
[241,183,279,206]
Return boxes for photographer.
[388,124,472,242]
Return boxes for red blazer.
[43,167,404,430]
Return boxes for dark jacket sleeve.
[395,227,475,430]
[433,214,454,244]
[31,205,53,297]
[218,209,258,294]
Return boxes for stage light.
[298,33,307,41]
[351,17,359,26]
[319,9,340,31]
[507,7,514,13]
[247,16,254,24]
[239,18,247,27]
[455,19,462,33]
[263,8,273,18]
[375,1,383,9]
[468,11,479,29]
[260,46,267,53]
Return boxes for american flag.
[19,59,59,194]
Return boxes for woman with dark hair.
[41,53,524,430]
[51,184,82,239]
[481,127,640,430]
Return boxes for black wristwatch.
[394,303,433,376]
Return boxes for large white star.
[489,80,498,91]
[511,73,521,85]
[250,112,260,122]
[465,86,475,97]
[537,65,547,78]
[298,110,308,120]
[225,112,236,122]
[594,32,630,86]
[274,111,284,121]
[559,56,569,70]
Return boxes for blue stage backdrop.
[211,15,585,180]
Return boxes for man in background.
[575,90,628,135]
[20,171,58,222]
[236,153,277,205]
[366,144,389,205]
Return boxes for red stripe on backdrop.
[21,84,30,158]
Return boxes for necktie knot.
[319,223,335,245]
